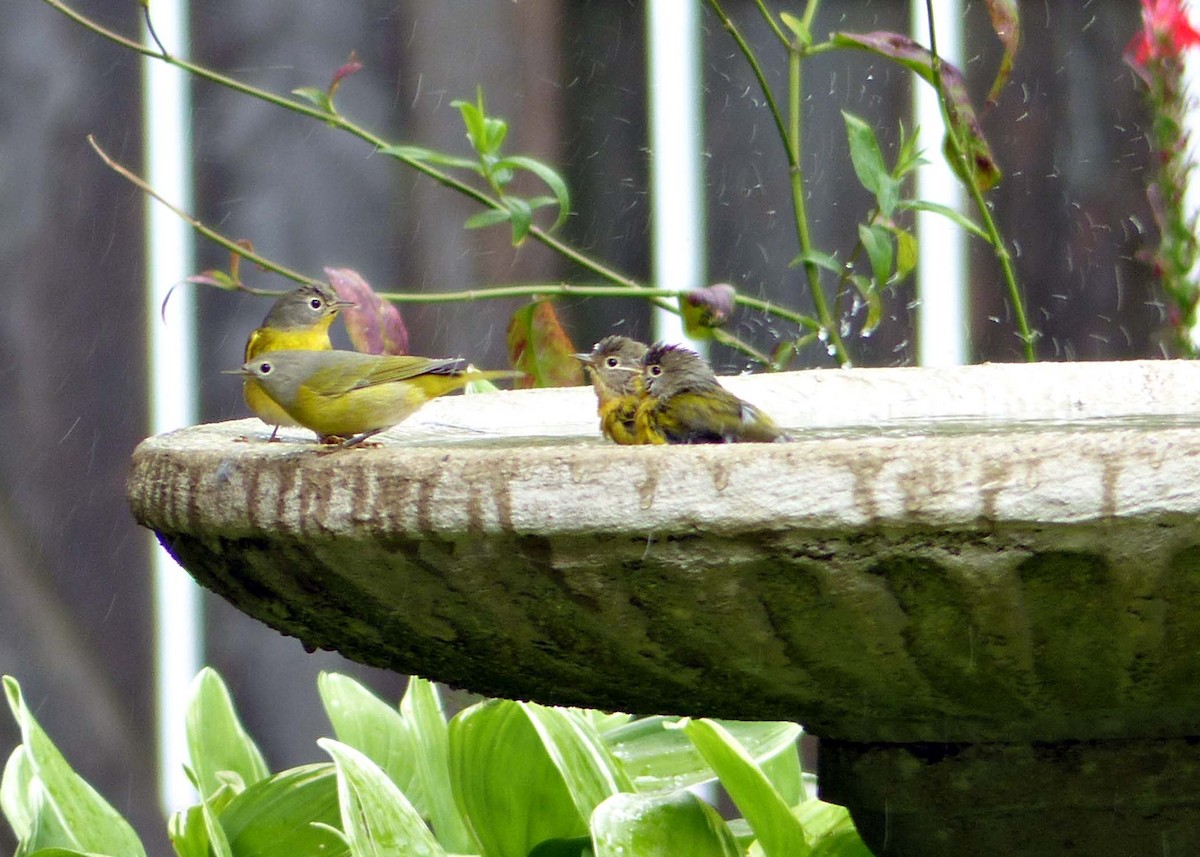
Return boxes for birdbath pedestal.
[127,360,1200,856]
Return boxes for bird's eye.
[649,365,662,376]
[605,356,619,368]
[258,362,273,374]
[310,298,324,310]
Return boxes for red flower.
[1127,0,1200,67]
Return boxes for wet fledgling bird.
[575,335,649,445]
[237,349,518,448]
[243,284,355,439]
[634,343,792,444]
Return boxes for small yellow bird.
[237,349,519,447]
[634,343,791,444]
[243,284,355,438]
[575,335,649,445]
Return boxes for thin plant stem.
[708,0,850,365]
[924,0,1035,361]
[48,0,795,363]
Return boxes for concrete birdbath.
[127,359,1200,856]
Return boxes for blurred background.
[0,0,1156,852]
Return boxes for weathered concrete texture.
[129,362,1200,745]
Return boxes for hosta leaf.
[591,791,740,857]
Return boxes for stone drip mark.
[842,451,885,523]
[708,458,731,493]
[1098,453,1120,518]
[637,462,661,511]
[978,457,1010,522]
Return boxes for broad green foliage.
[1,671,869,856]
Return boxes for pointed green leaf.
[788,249,842,274]
[2,745,34,842]
[858,222,894,288]
[591,791,740,857]
[292,87,334,114]
[604,717,802,793]
[320,739,447,857]
[186,667,269,802]
[3,676,146,857]
[168,804,211,857]
[681,719,811,857]
[317,673,420,807]
[898,199,989,241]
[448,701,626,857]
[779,12,810,47]
[464,208,513,231]
[833,31,1001,191]
[451,98,487,154]
[891,226,918,282]
[795,799,868,851]
[499,156,572,231]
[186,764,233,857]
[760,744,806,808]
[400,679,476,854]
[377,145,480,171]
[841,112,886,198]
[219,764,349,857]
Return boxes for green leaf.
[318,673,420,807]
[604,717,802,793]
[400,679,476,854]
[377,145,480,171]
[788,249,842,274]
[591,791,740,857]
[2,745,34,842]
[448,701,628,857]
[186,667,270,802]
[858,222,894,288]
[292,86,334,114]
[463,208,513,231]
[320,739,447,857]
[528,836,594,857]
[794,799,866,849]
[499,155,572,231]
[832,31,1001,191]
[681,718,811,857]
[3,676,146,857]
[779,12,810,47]
[506,300,584,388]
[219,764,349,857]
[849,274,884,336]
[760,744,806,808]
[504,197,533,245]
[167,804,211,857]
[891,226,918,282]
[451,97,487,154]
[841,112,886,198]
[898,199,989,241]
[186,764,233,857]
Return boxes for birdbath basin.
[127,360,1200,856]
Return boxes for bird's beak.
[222,367,255,377]
[330,298,357,312]
[573,353,594,366]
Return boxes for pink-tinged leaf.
[833,31,1001,191]
[328,49,364,101]
[506,300,583,388]
[184,270,238,290]
[679,283,737,339]
[324,267,409,355]
[984,0,1020,108]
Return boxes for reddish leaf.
[679,283,737,338]
[324,267,409,355]
[833,31,1001,191]
[506,300,583,388]
[328,50,363,101]
[983,0,1020,108]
